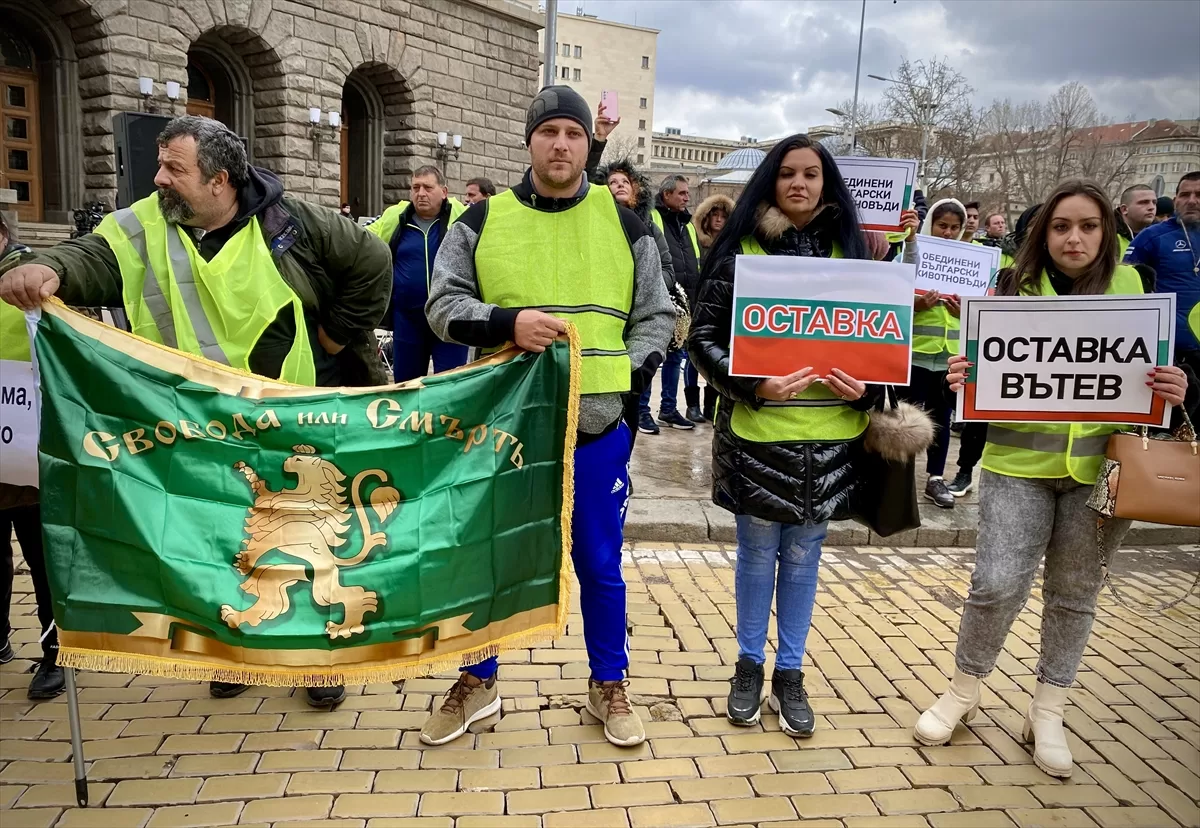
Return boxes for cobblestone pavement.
[2,544,1198,828]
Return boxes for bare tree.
[981,82,1140,211]
[599,134,640,166]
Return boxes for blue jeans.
[734,515,827,670]
[640,349,683,417]
[466,422,633,682]
[683,358,699,393]
[392,306,469,382]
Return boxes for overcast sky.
[571,0,1200,140]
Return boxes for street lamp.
[869,74,934,191]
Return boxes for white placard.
[0,357,37,487]
[956,294,1176,427]
[833,156,918,231]
[914,235,1001,297]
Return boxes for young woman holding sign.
[914,180,1197,777]
[688,134,881,736]
[896,198,967,509]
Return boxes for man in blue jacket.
[369,166,468,381]
[1125,171,1200,373]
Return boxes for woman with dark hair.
[914,180,1196,777]
[898,199,967,509]
[688,134,879,736]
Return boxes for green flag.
[34,302,580,686]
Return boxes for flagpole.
[64,667,90,806]
[848,0,866,152]
[541,0,558,89]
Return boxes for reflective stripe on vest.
[95,195,316,386]
[912,304,960,355]
[980,264,1144,484]
[651,210,701,262]
[726,235,868,444]
[474,187,634,395]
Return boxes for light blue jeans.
[734,515,827,670]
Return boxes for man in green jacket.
[0,114,392,707]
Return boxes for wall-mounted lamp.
[310,109,341,159]
[165,81,180,114]
[436,131,462,164]
[139,76,154,111]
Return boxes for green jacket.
[24,190,393,386]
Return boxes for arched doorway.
[341,72,382,218]
[340,63,415,216]
[1,30,41,222]
[185,29,262,161]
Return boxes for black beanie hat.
[1156,195,1174,217]
[525,85,592,146]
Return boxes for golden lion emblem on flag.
[220,445,401,639]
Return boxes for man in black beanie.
[424,85,673,749]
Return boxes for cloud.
[573,0,1200,140]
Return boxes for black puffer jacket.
[688,203,880,525]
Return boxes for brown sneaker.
[419,673,501,746]
[587,679,645,747]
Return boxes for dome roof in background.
[715,147,766,170]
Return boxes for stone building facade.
[1,0,542,224]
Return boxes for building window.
[638,137,645,147]
[561,66,569,79]
[573,68,581,81]
[639,119,646,130]
[561,43,570,57]
[639,97,647,109]
[637,153,644,163]
[574,45,582,58]
[642,56,650,69]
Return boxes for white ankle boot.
[1024,681,1072,778]
[914,669,981,746]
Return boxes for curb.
[626,498,1200,547]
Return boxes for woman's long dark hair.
[1001,179,1119,297]
[700,134,870,281]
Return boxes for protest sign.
[914,235,1001,298]
[0,303,37,487]
[730,255,915,384]
[957,294,1175,427]
[834,156,918,231]
[34,300,579,686]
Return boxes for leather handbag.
[1087,410,1199,526]
[853,387,933,537]
[1087,410,1199,612]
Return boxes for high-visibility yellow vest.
[1189,302,1199,342]
[912,302,959,356]
[651,210,701,263]
[0,301,29,362]
[474,186,634,395]
[368,198,467,248]
[727,236,868,443]
[981,265,1145,484]
[95,195,315,385]
[1118,235,1131,262]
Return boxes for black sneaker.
[727,657,764,725]
[27,655,65,700]
[924,477,955,509]
[306,685,346,708]
[658,411,695,430]
[0,637,13,664]
[769,668,814,737]
[685,406,707,424]
[946,470,973,498]
[637,412,660,435]
[209,681,251,699]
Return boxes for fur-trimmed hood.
[752,202,839,242]
[693,194,735,247]
[592,158,654,224]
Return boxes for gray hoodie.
[426,169,674,437]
